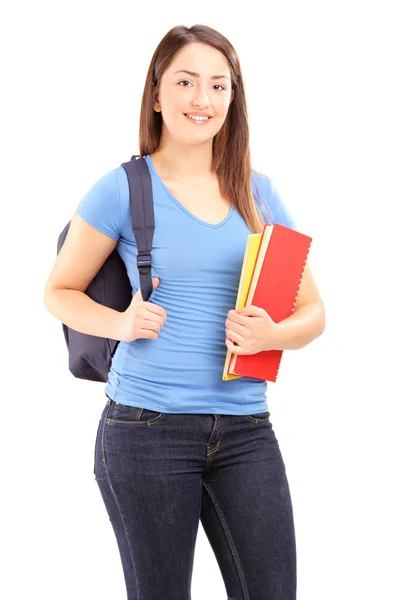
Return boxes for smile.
[183,114,212,124]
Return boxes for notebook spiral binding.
[291,239,312,312]
[273,237,312,382]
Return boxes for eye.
[177,80,226,91]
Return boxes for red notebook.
[229,223,312,382]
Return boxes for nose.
[192,87,210,108]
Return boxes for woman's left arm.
[269,262,326,351]
[225,263,326,355]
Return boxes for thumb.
[133,277,160,300]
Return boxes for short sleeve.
[268,177,297,230]
[252,171,297,230]
[75,168,121,240]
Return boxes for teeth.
[186,114,210,121]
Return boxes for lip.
[184,113,212,125]
[184,112,213,118]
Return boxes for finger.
[142,314,165,328]
[228,310,250,324]
[226,329,244,344]
[228,309,246,321]
[241,305,265,317]
[225,337,243,355]
[226,320,247,336]
[139,329,159,340]
[140,320,162,333]
[144,303,167,321]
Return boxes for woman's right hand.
[115,277,167,343]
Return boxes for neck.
[150,141,215,183]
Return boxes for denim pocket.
[107,400,166,426]
[245,411,270,423]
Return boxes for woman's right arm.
[43,212,123,341]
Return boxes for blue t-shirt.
[76,154,297,415]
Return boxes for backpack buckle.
[137,251,152,274]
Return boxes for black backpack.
[56,155,155,382]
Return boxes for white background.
[1,1,399,598]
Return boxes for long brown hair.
[138,24,272,234]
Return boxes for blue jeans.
[94,395,297,600]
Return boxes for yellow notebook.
[222,232,263,380]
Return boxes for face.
[153,42,234,145]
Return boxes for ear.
[153,89,161,112]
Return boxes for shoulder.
[251,169,278,205]
[251,169,297,229]
[75,167,124,240]
[251,169,279,222]
[113,165,129,197]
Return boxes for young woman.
[44,24,325,600]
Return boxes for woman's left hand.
[225,305,279,355]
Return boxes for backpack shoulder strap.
[120,155,155,302]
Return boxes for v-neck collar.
[144,154,234,230]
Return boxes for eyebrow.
[173,69,230,81]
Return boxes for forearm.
[43,288,123,341]
[271,303,326,351]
